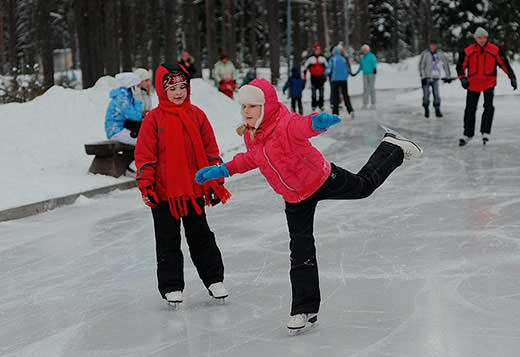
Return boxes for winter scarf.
[158,90,231,219]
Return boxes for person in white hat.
[456,27,517,146]
[105,72,144,145]
[132,68,152,112]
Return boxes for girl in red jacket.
[135,63,231,308]
[195,78,422,333]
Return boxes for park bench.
[84,140,135,178]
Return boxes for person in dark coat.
[283,67,306,114]
[177,51,197,77]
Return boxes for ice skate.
[435,107,443,118]
[165,291,182,310]
[482,133,490,145]
[287,313,318,336]
[423,106,430,118]
[208,282,228,304]
[380,125,423,159]
[459,135,470,147]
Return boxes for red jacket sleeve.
[135,112,158,191]
[225,151,258,176]
[287,113,323,141]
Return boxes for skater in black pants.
[303,44,328,111]
[152,198,224,297]
[456,27,516,146]
[195,79,423,334]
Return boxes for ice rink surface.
[2,91,520,356]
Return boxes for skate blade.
[211,296,227,305]
[380,124,424,155]
[166,301,181,310]
[288,321,318,336]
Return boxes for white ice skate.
[208,282,228,304]
[165,291,182,310]
[482,133,490,145]
[287,313,318,336]
[381,125,423,159]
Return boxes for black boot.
[435,107,443,117]
[424,106,430,118]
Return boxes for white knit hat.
[361,44,370,52]
[115,72,141,88]
[237,85,265,105]
[134,68,151,82]
[474,27,488,38]
[237,85,265,129]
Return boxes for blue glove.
[311,112,341,131]
[195,164,229,184]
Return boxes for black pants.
[291,97,303,114]
[463,88,495,137]
[332,81,354,115]
[311,76,325,109]
[284,142,404,315]
[151,197,224,298]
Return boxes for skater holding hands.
[135,62,231,308]
[195,78,422,333]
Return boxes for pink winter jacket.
[225,79,331,203]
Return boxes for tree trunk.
[38,0,54,89]
[316,0,326,48]
[205,0,216,77]
[183,0,201,76]
[104,0,119,75]
[266,0,280,84]
[247,0,257,67]
[163,0,177,62]
[343,0,349,49]
[137,0,149,68]
[7,0,17,71]
[293,4,303,68]
[150,0,161,80]
[0,0,5,74]
[74,0,91,87]
[120,0,134,71]
[225,0,236,62]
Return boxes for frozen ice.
[1,90,520,356]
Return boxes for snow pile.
[0,77,242,211]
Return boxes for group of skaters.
[419,27,516,146]
[99,26,516,334]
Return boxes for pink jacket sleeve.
[225,151,258,176]
[287,113,323,141]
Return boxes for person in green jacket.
[213,53,237,89]
[354,44,378,109]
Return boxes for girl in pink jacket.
[196,78,422,333]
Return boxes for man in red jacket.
[303,44,328,111]
[456,27,516,146]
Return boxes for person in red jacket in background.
[303,44,328,111]
[456,27,517,146]
[135,62,231,308]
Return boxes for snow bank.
[0,77,242,211]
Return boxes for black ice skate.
[287,313,318,336]
[435,107,443,117]
[424,106,430,118]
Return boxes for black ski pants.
[311,76,325,109]
[463,88,495,137]
[284,142,404,315]
[332,80,354,115]
[291,97,303,114]
[151,197,224,298]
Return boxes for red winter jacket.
[456,41,515,92]
[225,79,331,203]
[135,64,222,200]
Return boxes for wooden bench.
[84,140,135,178]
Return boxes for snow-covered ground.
[1,80,520,355]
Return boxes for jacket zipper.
[262,146,298,194]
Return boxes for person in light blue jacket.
[105,72,144,145]
[354,44,377,108]
[325,46,354,117]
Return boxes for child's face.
[166,83,188,104]
[242,104,262,127]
